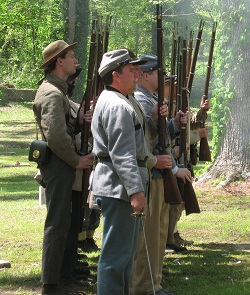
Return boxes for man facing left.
[33,40,93,295]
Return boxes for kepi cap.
[139,55,158,72]
[98,49,148,78]
[40,40,77,69]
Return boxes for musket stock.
[177,178,200,215]
[157,4,182,205]
[199,137,211,161]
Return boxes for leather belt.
[98,156,148,168]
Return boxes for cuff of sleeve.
[147,155,157,170]
[172,165,178,175]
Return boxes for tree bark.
[68,0,76,42]
[200,0,250,184]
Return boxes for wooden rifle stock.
[199,22,217,162]
[177,176,200,215]
[156,5,182,205]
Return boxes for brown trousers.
[131,178,170,295]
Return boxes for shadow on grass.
[0,99,34,108]
[163,242,250,294]
[0,243,249,294]
[0,252,100,294]
[0,272,41,288]
[198,242,250,252]
[0,123,35,147]
[0,194,38,202]
[0,174,38,201]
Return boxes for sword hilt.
[131,212,145,217]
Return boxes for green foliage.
[0,0,66,89]
[90,0,156,55]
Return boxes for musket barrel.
[187,20,204,94]
[157,4,182,205]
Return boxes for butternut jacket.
[33,73,79,168]
[90,89,149,202]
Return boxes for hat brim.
[130,58,148,66]
[40,42,78,69]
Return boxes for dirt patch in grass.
[194,178,250,197]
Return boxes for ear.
[112,71,120,82]
[57,57,64,66]
[143,72,149,81]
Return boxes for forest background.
[0,0,249,182]
[0,1,249,294]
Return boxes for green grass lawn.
[0,102,250,295]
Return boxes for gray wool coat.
[90,89,149,203]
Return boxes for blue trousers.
[95,196,140,295]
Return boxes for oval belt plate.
[33,150,40,159]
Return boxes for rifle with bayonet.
[199,21,217,162]
[157,4,182,205]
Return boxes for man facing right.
[131,55,191,295]
[33,40,93,295]
[90,49,150,295]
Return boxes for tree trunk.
[71,0,90,103]
[68,0,76,42]
[200,0,250,184]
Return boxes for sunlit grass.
[0,102,250,295]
